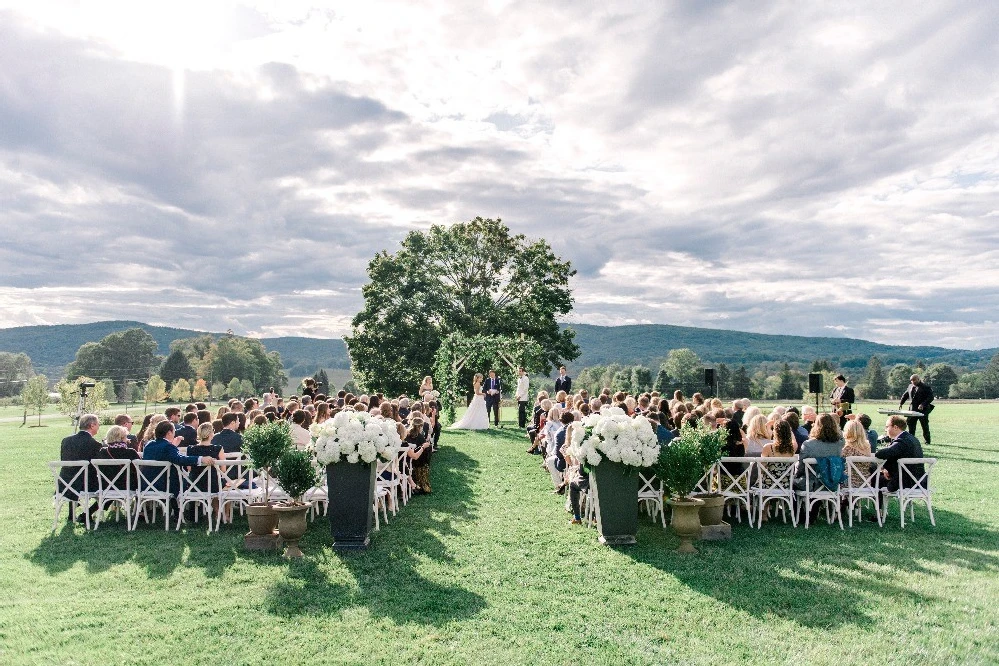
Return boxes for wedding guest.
[404,418,433,494]
[762,420,796,458]
[164,407,182,426]
[142,421,216,499]
[841,419,873,488]
[743,415,772,455]
[289,410,311,450]
[174,412,199,448]
[197,409,212,427]
[858,413,879,452]
[315,402,330,424]
[784,411,809,447]
[876,415,925,493]
[215,406,229,420]
[541,406,563,457]
[187,422,224,494]
[113,414,138,450]
[794,413,844,491]
[545,411,574,491]
[59,414,103,522]
[211,413,243,455]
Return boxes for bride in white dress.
[451,373,490,430]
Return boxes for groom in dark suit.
[554,366,571,395]
[484,369,502,427]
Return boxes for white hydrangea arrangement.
[566,406,661,468]
[310,410,401,465]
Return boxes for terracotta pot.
[274,503,310,558]
[693,492,725,526]
[246,502,277,536]
[668,497,705,554]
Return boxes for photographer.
[403,417,433,494]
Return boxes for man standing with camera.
[899,374,934,445]
[516,367,530,429]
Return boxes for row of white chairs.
[576,455,936,532]
[49,451,417,534]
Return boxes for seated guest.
[875,415,925,492]
[648,411,675,445]
[743,414,771,455]
[211,413,243,454]
[403,418,433,494]
[174,412,199,448]
[541,406,563,457]
[398,397,411,421]
[187,423,224,493]
[545,411,574,491]
[841,419,873,489]
[113,414,139,450]
[59,414,103,522]
[141,421,216,498]
[800,405,817,432]
[762,420,796,458]
[784,411,808,447]
[858,413,879,452]
[102,425,141,460]
[196,409,212,426]
[794,413,845,491]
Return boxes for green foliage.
[0,352,33,398]
[662,348,703,385]
[210,381,225,400]
[273,449,320,504]
[654,423,727,499]
[925,363,959,398]
[342,379,359,394]
[311,368,330,393]
[99,378,116,404]
[169,378,192,402]
[860,356,889,399]
[65,328,159,395]
[226,377,241,399]
[716,363,731,398]
[204,335,286,394]
[191,378,209,402]
[160,349,194,387]
[346,217,579,397]
[731,365,752,398]
[56,376,109,416]
[243,419,293,502]
[888,363,915,398]
[776,363,804,400]
[22,374,49,426]
[127,381,144,403]
[145,375,167,404]
[240,379,256,398]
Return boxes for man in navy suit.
[484,369,502,427]
[173,412,199,448]
[554,366,571,395]
[142,420,216,499]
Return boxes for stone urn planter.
[246,502,278,536]
[327,460,377,551]
[693,492,725,526]
[590,460,640,546]
[274,503,310,558]
[668,497,705,554]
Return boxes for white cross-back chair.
[751,457,798,528]
[305,462,328,520]
[91,459,135,530]
[376,455,403,516]
[215,459,258,529]
[48,461,96,532]
[844,456,885,527]
[717,457,756,523]
[694,463,718,494]
[794,458,844,529]
[881,458,937,528]
[176,464,219,532]
[133,460,173,530]
[373,485,390,530]
[396,451,413,506]
[637,473,666,528]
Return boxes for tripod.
[70,384,90,434]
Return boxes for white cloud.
[1,2,999,349]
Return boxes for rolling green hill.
[0,320,993,381]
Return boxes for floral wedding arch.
[432,333,545,423]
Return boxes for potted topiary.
[691,425,727,527]
[272,449,321,558]
[242,420,293,536]
[566,406,661,546]
[654,422,725,553]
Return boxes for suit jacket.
[552,427,567,471]
[900,382,934,414]
[211,429,243,454]
[174,424,198,448]
[875,430,924,491]
[142,438,205,495]
[484,377,502,404]
[59,431,103,497]
[831,386,856,407]
[554,375,572,394]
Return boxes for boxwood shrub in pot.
[242,420,293,535]
[272,449,321,558]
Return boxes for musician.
[830,375,855,427]
[899,374,933,445]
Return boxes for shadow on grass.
[624,505,999,629]
[27,516,243,579]
[264,446,486,625]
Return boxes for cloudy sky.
[2,1,998,349]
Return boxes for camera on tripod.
[78,381,96,390]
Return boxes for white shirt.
[290,423,311,450]
[516,374,530,401]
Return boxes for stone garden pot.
[274,503,311,558]
[692,492,726,526]
[327,461,377,551]
[668,497,705,554]
[246,502,278,536]
[590,460,640,546]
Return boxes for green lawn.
[1,403,997,665]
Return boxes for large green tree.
[22,374,49,426]
[860,355,889,399]
[160,349,194,387]
[345,217,579,396]
[203,335,286,394]
[65,328,159,394]
[0,352,33,398]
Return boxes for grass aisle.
[1,404,997,665]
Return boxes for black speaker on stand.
[704,368,716,397]
[808,373,823,412]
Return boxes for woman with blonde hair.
[841,419,873,488]
[743,414,771,455]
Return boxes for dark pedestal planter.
[591,460,640,546]
[327,461,376,551]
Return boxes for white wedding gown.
[451,391,490,430]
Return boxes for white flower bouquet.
[310,410,401,465]
[566,406,660,469]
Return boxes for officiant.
[484,369,502,427]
